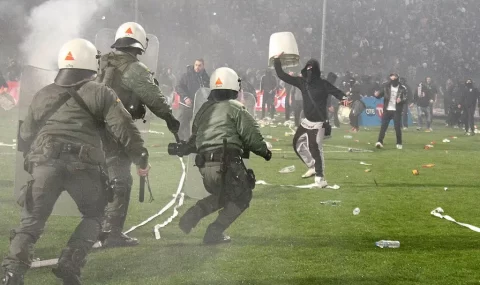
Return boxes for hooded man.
[374,74,408,149]
[273,54,346,186]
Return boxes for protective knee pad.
[233,188,253,210]
[57,247,87,275]
[68,217,102,248]
[111,177,133,196]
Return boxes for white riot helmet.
[210,67,241,92]
[112,22,148,52]
[55,38,99,87]
[57,38,98,72]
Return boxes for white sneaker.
[314,176,328,188]
[396,144,403,149]
[375,142,383,149]
[302,168,316,178]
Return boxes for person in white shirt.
[374,74,408,149]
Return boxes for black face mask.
[306,70,313,79]
[466,82,473,88]
[391,79,400,87]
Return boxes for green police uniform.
[97,51,178,247]
[179,99,270,244]
[1,81,147,283]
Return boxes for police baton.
[139,152,148,203]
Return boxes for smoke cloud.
[21,0,112,70]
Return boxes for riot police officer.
[96,22,180,247]
[1,39,149,285]
[177,67,272,244]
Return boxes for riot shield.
[15,66,80,216]
[184,88,211,199]
[94,28,115,55]
[239,92,256,117]
[139,34,160,75]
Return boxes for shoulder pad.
[124,61,152,76]
[229,99,246,110]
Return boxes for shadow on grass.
[178,275,420,285]
[233,233,480,251]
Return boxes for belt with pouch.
[199,148,242,163]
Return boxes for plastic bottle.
[375,240,400,248]
[320,200,341,206]
[344,135,353,139]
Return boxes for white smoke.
[21,0,113,70]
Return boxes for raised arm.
[273,58,302,89]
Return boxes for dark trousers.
[262,93,275,119]
[2,157,105,275]
[332,105,340,128]
[447,105,462,127]
[402,103,409,128]
[464,106,476,132]
[377,110,402,145]
[349,111,359,129]
[293,125,325,177]
[103,152,133,233]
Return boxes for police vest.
[97,52,146,120]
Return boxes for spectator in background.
[176,58,210,140]
[414,78,435,132]
[461,79,479,135]
[260,69,277,119]
[374,74,408,150]
[399,77,413,130]
[444,78,454,125]
[345,78,363,132]
[424,77,438,126]
[447,80,464,129]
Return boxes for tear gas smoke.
[21,0,112,70]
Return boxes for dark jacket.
[462,84,480,108]
[414,82,433,107]
[260,71,277,96]
[176,66,210,101]
[377,82,408,111]
[346,82,362,102]
[274,58,345,122]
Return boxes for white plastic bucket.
[268,32,300,67]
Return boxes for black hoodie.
[176,65,210,101]
[274,58,345,122]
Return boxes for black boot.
[52,248,86,285]
[102,230,139,248]
[1,271,24,285]
[203,223,231,245]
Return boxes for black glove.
[263,149,272,161]
[164,113,180,133]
